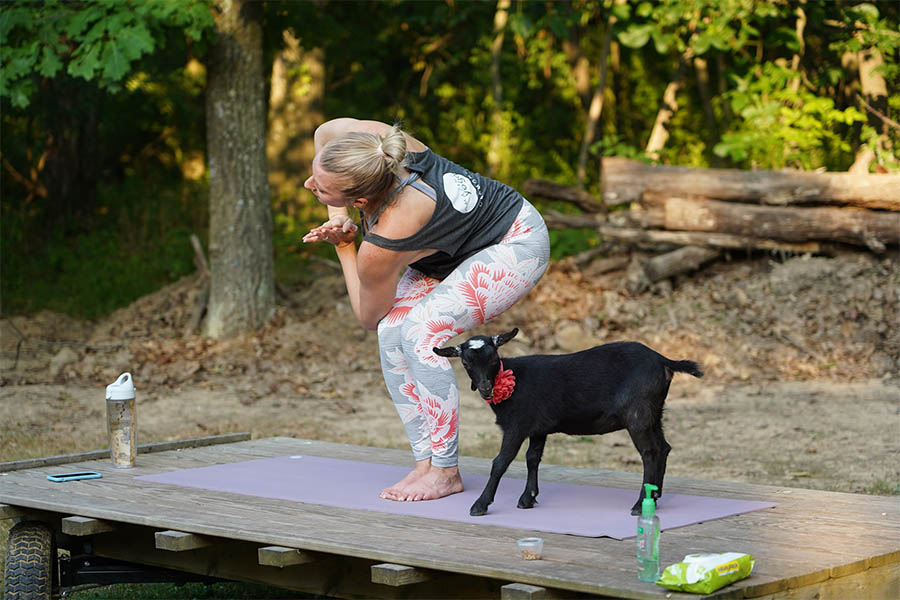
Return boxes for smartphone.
[46,471,102,482]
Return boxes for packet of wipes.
[656,552,754,594]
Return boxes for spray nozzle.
[641,483,659,517]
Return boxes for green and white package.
[656,552,754,594]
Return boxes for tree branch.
[857,93,900,132]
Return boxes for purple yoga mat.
[136,455,774,539]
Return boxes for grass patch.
[865,479,900,496]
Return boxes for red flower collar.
[488,361,516,404]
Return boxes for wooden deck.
[1,436,897,599]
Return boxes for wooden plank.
[0,432,252,473]
[749,561,899,600]
[371,563,433,586]
[155,530,213,551]
[61,516,116,536]
[258,545,319,567]
[501,583,548,599]
[0,503,25,519]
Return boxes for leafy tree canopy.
[0,0,213,108]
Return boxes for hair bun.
[378,125,407,172]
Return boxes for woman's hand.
[302,215,359,247]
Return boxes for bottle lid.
[641,483,659,517]
[106,372,135,400]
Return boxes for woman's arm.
[314,118,428,160]
[332,242,409,330]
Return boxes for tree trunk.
[788,1,806,94]
[693,56,718,144]
[487,0,511,179]
[642,194,900,250]
[601,158,900,209]
[850,47,888,174]
[576,14,612,186]
[267,31,324,205]
[205,0,275,339]
[644,51,691,161]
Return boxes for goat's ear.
[433,345,461,358]
[493,328,518,347]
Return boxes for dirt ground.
[1,249,898,497]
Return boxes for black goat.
[433,328,703,517]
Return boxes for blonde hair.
[318,124,408,215]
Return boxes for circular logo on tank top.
[442,172,479,214]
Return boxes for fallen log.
[595,225,824,254]
[522,179,607,212]
[625,246,720,295]
[603,158,900,210]
[641,194,899,250]
[543,209,607,229]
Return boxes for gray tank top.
[363,149,523,280]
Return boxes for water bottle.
[106,372,136,468]
[636,482,660,582]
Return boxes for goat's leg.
[627,427,665,515]
[653,425,671,499]
[471,434,525,516]
[517,434,547,509]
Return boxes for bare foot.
[380,459,431,500]
[391,465,464,502]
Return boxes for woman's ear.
[351,197,368,209]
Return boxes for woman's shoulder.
[370,186,436,239]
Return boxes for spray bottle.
[636,483,660,582]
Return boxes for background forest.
[1,0,898,321]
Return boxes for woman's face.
[304,158,348,208]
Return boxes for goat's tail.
[665,359,704,378]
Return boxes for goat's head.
[433,328,518,400]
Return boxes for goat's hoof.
[469,504,488,517]
[517,498,537,509]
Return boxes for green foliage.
[714,63,866,169]
[549,227,601,261]
[1,178,207,319]
[828,2,900,82]
[0,0,213,108]
[2,0,899,320]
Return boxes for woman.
[302,118,549,501]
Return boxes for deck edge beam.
[0,432,252,473]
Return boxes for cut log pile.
[524,158,900,294]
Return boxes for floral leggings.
[376,199,550,467]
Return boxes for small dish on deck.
[516,537,544,560]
